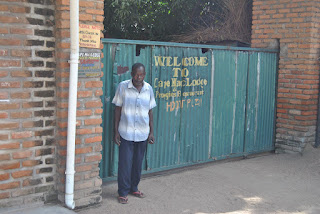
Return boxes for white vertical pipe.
[65,0,79,210]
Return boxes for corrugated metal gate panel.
[245,52,277,153]
[100,39,278,179]
[148,46,212,170]
[211,50,249,159]
[149,46,181,169]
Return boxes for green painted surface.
[245,52,277,153]
[100,39,278,179]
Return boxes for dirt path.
[77,145,320,214]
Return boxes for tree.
[103,0,252,43]
[104,0,217,41]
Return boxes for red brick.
[0,4,8,11]
[289,89,303,94]
[272,14,284,18]
[11,131,32,139]
[56,20,70,29]
[0,162,20,170]
[0,70,8,77]
[0,173,10,181]
[0,181,20,190]
[85,136,102,144]
[0,59,21,68]
[295,115,317,121]
[85,100,102,108]
[292,8,305,12]
[11,49,31,57]
[57,91,69,98]
[9,5,30,13]
[86,9,104,15]
[0,134,9,140]
[85,81,103,88]
[95,127,103,133]
[56,11,70,19]
[11,70,32,77]
[11,111,32,118]
[94,144,102,152]
[0,142,20,150]
[0,92,8,100]
[0,154,10,161]
[58,149,66,156]
[95,89,103,96]
[57,102,69,108]
[85,118,102,125]
[22,160,41,167]
[75,147,92,154]
[79,1,94,7]
[77,109,92,116]
[35,148,54,156]
[13,150,33,159]
[95,108,103,114]
[77,91,92,98]
[0,81,20,88]
[304,80,319,84]
[0,27,8,33]
[58,121,68,128]
[296,84,311,89]
[23,121,40,129]
[57,110,68,118]
[57,42,70,49]
[304,90,318,95]
[296,94,311,100]
[277,109,287,114]
[76,164,92,172]
[11,92,31,99]
[0,192,10,199]
[0,38,21,46]
[23,140,43,148]
[79,14,93,21]
[10,28,32,35]
[0,122,19,130]
[76,128,92,135]
[22,101,43,109]
[56,71,69,78]
[58,130,67,137]
[57,0,70,5]
[11,170,32,178]
[301,111,317,116]
[96,2,104,9]
[57,82,69,88]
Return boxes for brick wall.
[251,0,320,153]
[0,0,104,209]
[0,0,56,207]
[55,0,104,208]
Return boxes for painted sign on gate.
[153,56,209,112]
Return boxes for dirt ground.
[77,145,320,214]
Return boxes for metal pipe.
[65,0,79,209]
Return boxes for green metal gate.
[100,39,278,180]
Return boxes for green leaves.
[104,0,206,41]
[103,0,245,42]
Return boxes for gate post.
[251,0,320,153]
[55,0,104,208]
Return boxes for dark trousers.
[118,137,147,197]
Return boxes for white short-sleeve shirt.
[112,79,157,142]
